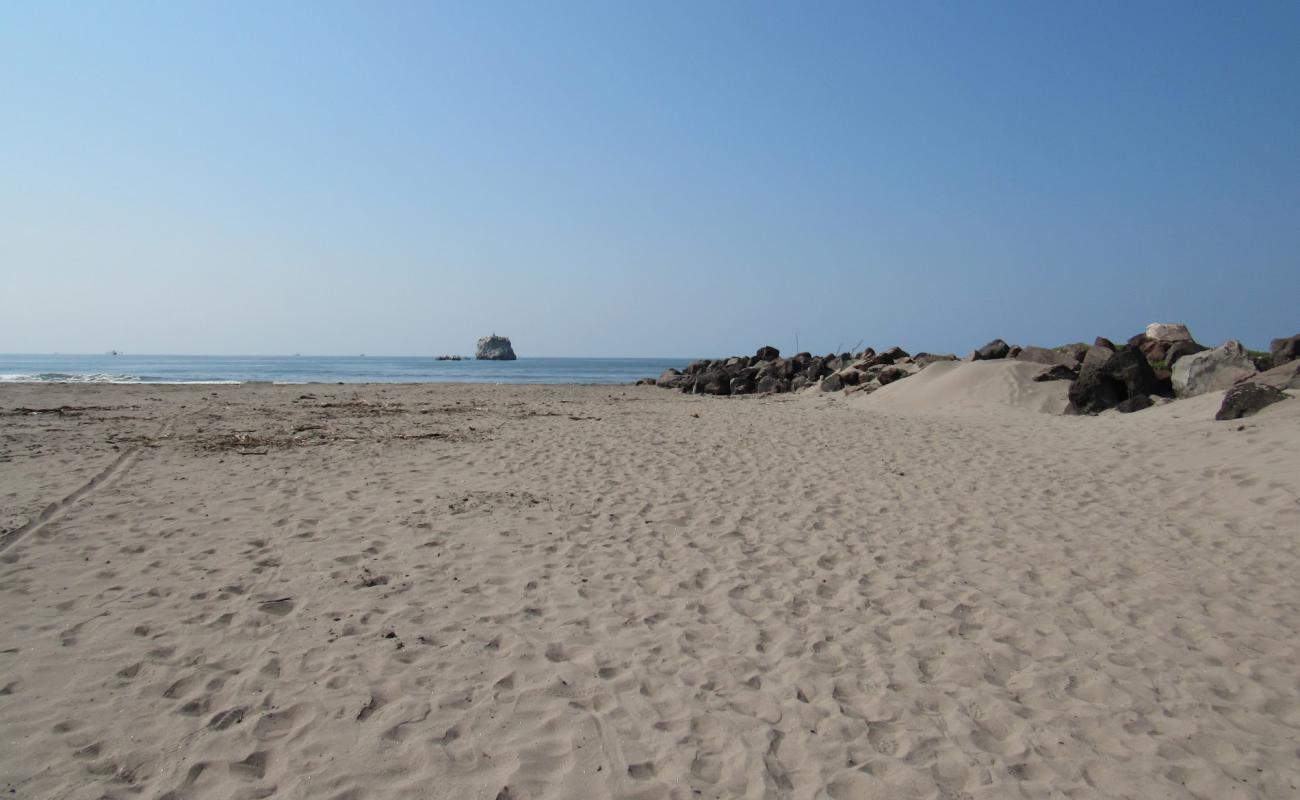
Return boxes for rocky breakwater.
[475,334,517,360]
[643,324,1298,421]
[653,345,955,396]
[1060,322,1299,417]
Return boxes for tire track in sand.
[0,411,184,553]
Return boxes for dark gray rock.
[820,373,844,392]
[790,353,812,376]
[806,357,831,381]
[1115,395,1154,414]
[912,353,958,369]
[877,366,910,385]
[1105,345,1164,397]
[1033,364,1078,382]
[1055,343,1091,366]
[656,368,689,390]
[756,375,787,394]
[1067,345,1161,415]
[475,334,517,360]
[973,339,1011,360]
[1216,383,1290,420]
[1164,339,1207,366]
[730,374,756,395]
[1270,334,1300,367]
[755,345,780,362]
[694,371,731,396]
[1015,346,1077,367]
[858,347,908,369]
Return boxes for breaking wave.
[0,372,144,383]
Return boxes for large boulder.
[857,346,909,369]
[1066,344,1162,414]
[697,371,731,395]
[1114,394,1154,414]
[1270,334,1300,367]
[806,357,831,381]
[1246,361,1300,391]
[836,369,862,387]
[1033,364,1078,382]
[1104,345,1163,399]
[912,352,959,369]
[1055,343,1091,366]
[972,339,1011,361]
[789,353,812,376]
[1164,339,1207,367]
[475,334,517,360]
[877,366,912,385]
[1127,323,1194,365]
[1171,340,1257,398]
[754,345,780,362]
[1216,383,1290,421]
[1145,322,1192,341]
[1015,345,1083,368]
[820,373,844,392]
[656,368,690,390]
[729,373,756,395]
[756,375,788,394]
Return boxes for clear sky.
[2,2,1297,358]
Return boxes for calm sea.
[0,354,692,385]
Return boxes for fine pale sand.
[2,369,1298,799]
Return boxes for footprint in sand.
[627,762,656,780]
[256,598,295,616]
[229,750,269,781]
[253,705,305,740]
[208,706,248,730]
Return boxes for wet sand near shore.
[2,378,1298,799]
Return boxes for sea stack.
[475,334,517,360]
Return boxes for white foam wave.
[0,372,142,383]
[0,373,241,385]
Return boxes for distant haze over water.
[0,354,691,385]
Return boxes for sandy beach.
[2,371,1297,799]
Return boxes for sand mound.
[856,359,1069,415]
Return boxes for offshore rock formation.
[475,334,517,361]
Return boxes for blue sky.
[2,2,1297,357]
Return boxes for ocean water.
[0,354,692,385]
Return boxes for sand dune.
[1,382,1298,799]
[857,360,1070,416]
